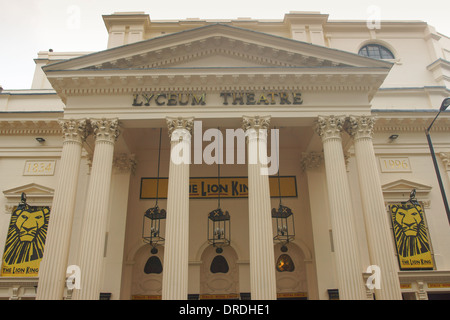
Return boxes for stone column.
[242,116,277,300]
[73,118,120,300]
[346,115,402,300]
[162,117,193,300]
[36,119,88,300]
[315,115,366,300]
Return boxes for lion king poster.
[1,205,50,277]
[389,202,433,270]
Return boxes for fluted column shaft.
[315,116,366,300]
[162,117,193,300]
[74,119,120,300]
[243,116,277,300]
[346,115,402,300]
[36,119,88,300]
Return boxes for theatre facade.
[1,11,450,300]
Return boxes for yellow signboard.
[428,283,450,289]
[140,176,297,199]
[1,205,50,277]
[389,202,434,270]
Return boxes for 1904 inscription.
[132,91,303,106]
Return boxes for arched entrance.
[200,245,239,300]
[274,243,308,299]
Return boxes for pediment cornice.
[44,24,391,72]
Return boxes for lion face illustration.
[2,206,50,265]
[390,204,430,258]
[15,209,46,242]
[394,206,422,237]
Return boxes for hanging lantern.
[272,204,295,246]
[142,205,166,250]
[208,208,231,252]
[207,127,231,253]
[142,128,166,253]
[271,127,295,248]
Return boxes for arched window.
[358,44,394,60]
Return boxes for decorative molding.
[4,204,15,215]
[166,117,194,138]
[3,183,55,200]
[314,115,346,141]
[242,115,271,131]
[0,277,39,300]
[345,115,376,140]
[59,119,89,143]
[0,120,61,135]
[113,153,137,174]
[300,152,324,171]
[381,179,432,207]
[51,73,384,100]
[440,152,450,171]
[3,183,54,214]
[90,118,120,143]
[417,281,428,300]
[373,117,450,133]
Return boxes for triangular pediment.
[382,179,432,194]
[3,183,54,199]
[382,179,432,204]
[44,24,391,71]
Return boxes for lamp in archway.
[142,205,166,252]
[207,127,231,253]
[142,128,166,253]
[271,127,295,250]
[272,204,295,249]
[208,208,231,253]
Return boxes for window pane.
[359,47,368,57]
[358,44,394,60]
[380,47,394,59]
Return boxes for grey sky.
[1,0,449,90]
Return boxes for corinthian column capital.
[166,117,194,141]
[242,115,271,131]
[345,115,376,140]
[300,152,324,171]
[90,118,120,143]
[59,119,88,144]
[314,115,345,141]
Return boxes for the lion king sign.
[389,202,433,270]
[1,203,50,277]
